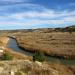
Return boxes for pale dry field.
[16,31,75,59]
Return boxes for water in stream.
[7,38,33,56]
[7,38,75,65]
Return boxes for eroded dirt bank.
[0,36,9,46]
[0,36,32,60]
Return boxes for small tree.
[33,51,46,62]
[1,53,13,60]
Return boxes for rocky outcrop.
[68,66,75,74]
[0,60,74,75]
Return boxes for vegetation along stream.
[7,38,75,65]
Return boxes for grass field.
[14,27,75,59]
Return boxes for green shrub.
[15,71,22,75]
[33,51,46,62]
[1,53,13,60]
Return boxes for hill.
[10,25,75,59]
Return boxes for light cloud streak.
[0,0,75,29]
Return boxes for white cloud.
[8,10,75,21]
[0,10,75,26]
[64,17,75,22]
[69,3,75,6]
[0,21,25,26]
[9,10,55,19]
[0,19,65,26]
[0,3,47,15]
[0,2,75,27]
[26,20,64,25]
[0,0,30,2]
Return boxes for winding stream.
[7,38,75,65]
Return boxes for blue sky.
[0,0,75,30]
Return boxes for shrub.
[1,53,13,60]
[15,71,22,75]
[33,51,46,62]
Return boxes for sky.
[0,0,75,30]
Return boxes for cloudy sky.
[0,0,75,30]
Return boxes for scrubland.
[16,31,75,59]
[0,26,75,75]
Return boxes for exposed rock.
[35,61,42,66]
[0,60,74,75]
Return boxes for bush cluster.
[1,52,13,60]
[33,51,46,62]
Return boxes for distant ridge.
[66,25,75,28]
[0,25,75,32]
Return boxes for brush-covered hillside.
[11,25,75,59]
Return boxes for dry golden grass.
[15,32,75,59]
[68,65,75,74]
[4,48,32,60]
[0,60,74,75]
[0,36,9,46]
[19,61,74,75]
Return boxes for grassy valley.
[0,26,75,75]
[14,26,75,59]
